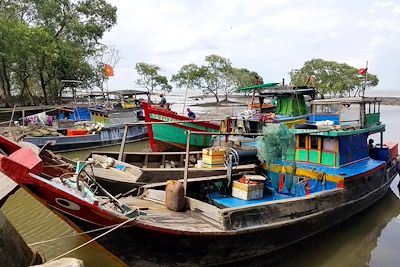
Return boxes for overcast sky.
[102,0,400,92]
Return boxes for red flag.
[104,64,114,77]
[357,68,367,75]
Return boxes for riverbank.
[188,95,400,106]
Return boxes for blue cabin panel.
[309,114,340,125]
[70,108,92,121]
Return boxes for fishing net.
[256,123,296,163]
[256,123,297,192]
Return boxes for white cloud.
[102,0,400,91]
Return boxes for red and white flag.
[357,68,368,75]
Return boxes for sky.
[102,0,400,92]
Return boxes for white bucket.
[197,160,204,168]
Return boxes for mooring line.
[28,222,126,246]
[46,216,137,262]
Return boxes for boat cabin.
[89,90,149,125]
[309,97,381,127]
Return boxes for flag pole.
[362,61,368,98]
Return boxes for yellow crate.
[202,148,226,156]
[232,181,264,200]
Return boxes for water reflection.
[229,177,400,267]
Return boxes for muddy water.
[1,100,400,267]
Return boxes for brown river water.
[2,96,400,267]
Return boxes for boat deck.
[296,158,385,179]
[210,192,276,208]
[121,196,223,232]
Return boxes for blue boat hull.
[24,125,147,152]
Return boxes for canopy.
[238,83,280,92]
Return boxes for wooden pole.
[182,86,189,116]
[118,124,129,161]
[21,110,25,126]
[8,105,16,129]
[362,61,368,98]
[183,130,191,195]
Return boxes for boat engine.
[224,148,261,189]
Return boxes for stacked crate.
[202,148,226,168]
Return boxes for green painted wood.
[309,150,319,163]
[238,83,280,92]
[296,149,308,161]
[365,113,380,126]
[321,152,335,166]
[292,123,385,137]
[152,123,213,147]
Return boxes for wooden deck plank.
[121,197,223,232]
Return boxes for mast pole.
[362,61,368,98]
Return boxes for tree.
[0,0,117,106]
[135,62,172,101]
[172,55,259,103]
[229,68,259,97]
[289,59,379,97]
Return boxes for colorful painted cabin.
[264,97,388,197]
[309,97,381,127]
[258,87,315,126]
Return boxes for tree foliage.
[135,62,172,100]
[0,0,117,106]
[289,59,379,97]
[172,54,258,103]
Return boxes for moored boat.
[0,97,399,266]
[142,101,220,151]
[22,90,149,152]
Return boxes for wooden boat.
[1,97,399,266]
[23,90,149,152]
[86,150,255,195]
[142,101,220,152]
[238,84,316,128]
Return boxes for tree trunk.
[39,70,49,105]
[213,92,220,103]
[0,61,13,107]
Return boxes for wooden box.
[232,181,264,200]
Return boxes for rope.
[47,216,137,262]
[28,221,132,246]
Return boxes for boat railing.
[182,131,264,194]
[117,118,246,161]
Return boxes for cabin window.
[298,135,307,148]
[310,136,319,149]
[316,104,339,114]
[322,138,336,152]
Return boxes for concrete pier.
[0,172,18,208]
[0,211,43,266]
[32,258,85,267]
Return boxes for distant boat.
[142,101,220,152]
[22,90,149,152]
